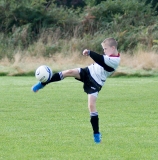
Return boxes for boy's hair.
[101,38,118,48]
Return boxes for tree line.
[0,0,158,59]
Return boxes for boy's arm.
[88,50,115,72]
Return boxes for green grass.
[0,76,158,160]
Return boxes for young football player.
[32,37,120,144]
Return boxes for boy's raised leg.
[31,72,64,92]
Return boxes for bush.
[0,0,158,59]
[91,0,158,51]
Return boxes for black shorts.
[75,67,102,94]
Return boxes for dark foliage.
[54,0,86,8]
[0,0,158,57]
[145,0,158,12]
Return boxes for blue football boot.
[32,82,45,92]
[93,132,101,144]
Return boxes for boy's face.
[102,43,115,56]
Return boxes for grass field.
[0,76,158,160]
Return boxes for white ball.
[35,65,53,83]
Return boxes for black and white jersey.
[88,51,120,86]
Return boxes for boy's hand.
[83,49,90,56]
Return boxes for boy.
[32,37,120,144]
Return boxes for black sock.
[90,115,99,134]
[42,72,63,85]
[49,72,63,82]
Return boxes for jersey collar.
[109,53,120,57]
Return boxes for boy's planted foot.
[93,132,101,144]
[32,82,45,92]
